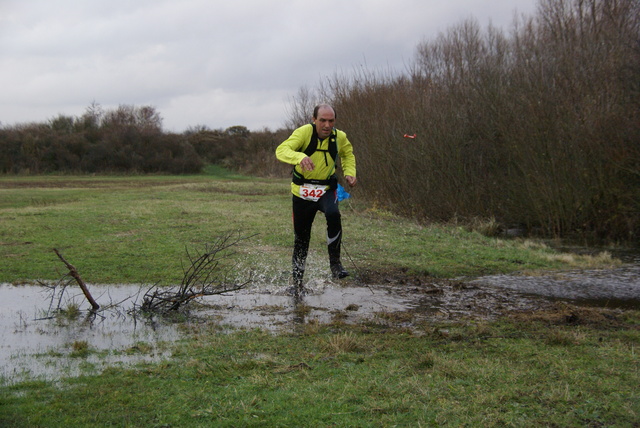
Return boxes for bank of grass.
[1,308,639,426]
[0,173,618,285]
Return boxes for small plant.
[124,342,154,355]
[59,302,82,321]
[545,329,581,346]
[323,332,368,355]
[69,340,90,358]
[467,217,502,237]
[416,351,436,370]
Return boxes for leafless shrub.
[139,232,255,314]
[284,86,321,129]
[38,233,255,320]
[38,278,75,319]
[37,276,133,322]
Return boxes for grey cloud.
[1,0,537,131]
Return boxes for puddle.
[0,284,180,385]
[0,280,414,385]
[468,264,640,309]
[195,279,412,328]
[2,263,638,385]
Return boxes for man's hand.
[345,175,357,187]
[300,156,315,171]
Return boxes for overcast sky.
[1,0,538,132]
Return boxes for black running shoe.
[331,263,349,279]
[286,285,307,297]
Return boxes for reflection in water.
[195,280,409,329]
[0,281,410,385]
[3,262,637,385]
[0,284,180,385]
[292,294,306,325]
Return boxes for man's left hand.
[345,176,357,187]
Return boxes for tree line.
[0,103,289,176]
[292,0,639,242]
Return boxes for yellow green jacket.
[276,123,356,197]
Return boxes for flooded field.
[1,260,638,385]
[0,280,419,385]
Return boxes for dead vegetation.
[140,232,254,313]
[43,232,254,318]
[508,302,639,330]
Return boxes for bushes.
[0,102,291,178]
[0,105,202,174]
[297,0,639,242]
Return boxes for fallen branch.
[53,248,100,311]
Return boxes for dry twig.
[140,232,255,313]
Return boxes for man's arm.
[338,131,356,186]
[275,126,310,166]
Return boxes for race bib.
[299,184,326,202]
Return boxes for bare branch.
[53,248,100,311]
[139,232,256,314]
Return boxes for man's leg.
[318,190,349,279]
[292,196,317,288]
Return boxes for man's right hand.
[300,156,315,171]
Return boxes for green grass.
[0,173,636,426]
[0,174,291,284]
[1,313,638,426]
[0,173,614,285]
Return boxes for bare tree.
[284,86,319,129]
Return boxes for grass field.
[0,172,614,285]
[0,172,638,426]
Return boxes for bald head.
[313,104,336,119]
[313,104,336,139]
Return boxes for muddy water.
[194,279,412,327]
[468,264,640,309]
[2,259,638,385]
[0,280,414,385]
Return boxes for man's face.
[314,107,335,139]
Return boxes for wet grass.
[0,173,616,285]
[0,173,290,284]
[1,307,638,426]
[0,173,637,426]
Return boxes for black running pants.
[291,190,342,277]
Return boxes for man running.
[275,104,357,293]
